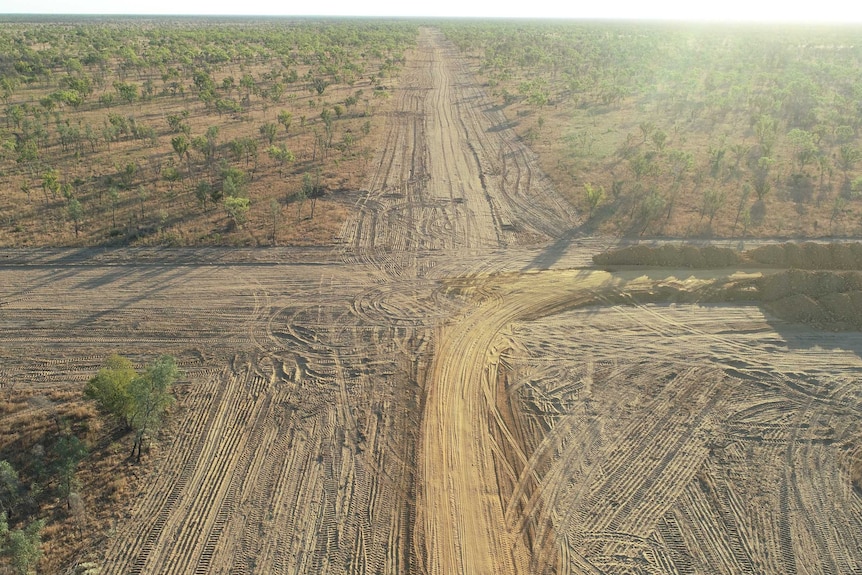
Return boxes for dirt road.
[1,28,861,575]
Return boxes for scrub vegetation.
[442,21,862,237]
[0,16,416,246]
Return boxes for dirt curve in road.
[2,28,861,575]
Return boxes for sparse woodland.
[442,21,862,238]
[0,17,416,246]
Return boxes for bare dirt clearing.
[1,28,861,574]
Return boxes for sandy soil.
[1,28,861,574]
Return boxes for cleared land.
[1,28,861,574]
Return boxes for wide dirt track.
[2,28,862,574]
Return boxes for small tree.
[162,166,181,191]
[584,182,604,219]
[108,187,120,228]
[224,196,250,229]
[171,135,192,177]
[221,166,247,199]
[311,77,329,96]
[752,156,774,201]
[41,169,61,202]
[67,199,83,238]
[701,188,726,227]
[639,190,666,236]
[5,518,45,575]
[195,181,212,211]
[277,110,292,135]
[259,122,277,145]
[0,461,19,515]
[269,198,281,245]
[113,81,138,105]
[836,145,860,182]
[128,356,178,461]
[295,186,307,222]
[53,435,87,509]
[302,171,322,219]
[267,145,294,175]
[84,354,136,428]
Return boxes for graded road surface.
[2,28,861,574]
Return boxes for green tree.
[302,171,322,219]
[639,190,665,236]
[120,161,138,188]
[0,77,16,104]
[836,145,860,181]
[191,130,218,172]
[16,141,38,167]
[269,198,281,245]
[295,186,307,223]
[651,129,668,153]
[166,111,189,134]
[41,169,61,202]
[6,105,24,130]
[583,182,604,219]
[752,156,774,201]
[171,135,192,177]
[108,186,120,229]
[267,145,294,174]
[733,183,752,233]
[221,166,247,199]
[84,354,136,428]
[113,81,138,105]
[277,110,292,134]
[195,181,212,211]
[0,462,19,515]
[67,198,83,238]
[162,165,181,191]
[240,73,256,99]
[754,114,778,156]
[786,128,817,172]
[171,135,189,161]
[311,77,329,96]
[128,356,178,461]
[136,187,150,220]
[5,518,45,575]
[701,188,726,226]
[53,435,87,508]
[224,196,251,229]
[259,122,277,145]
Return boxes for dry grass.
[450,25,862,240]
[0,21,409,249]
[0,384,142,573]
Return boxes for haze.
[1,0,861,23]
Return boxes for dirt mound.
[592,245,862,329]
[758,270,862,329]
[747,242,862,269]
[593,244,739,268]
[758,269,862,301]
[594,242,862,271]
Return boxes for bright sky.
[1,0,861,23]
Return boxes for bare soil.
[1,28,860,575]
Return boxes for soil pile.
[592,244,739,268]
[758,270,862,329]
[593,243,862,329]
[594,241,862,270]
[747,242,862,269]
